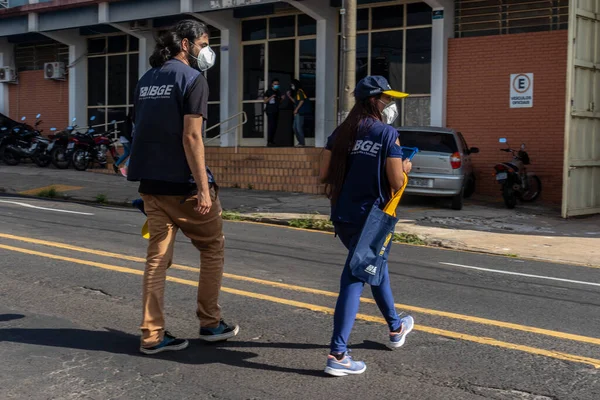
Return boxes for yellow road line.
[1,232,600,347]
[1,243,599,369]
[19,185,83,196]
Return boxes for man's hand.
[195,190,212,215]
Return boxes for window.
[269,16,296,39]
[455,0,569,38]
[299,39,317,99]
[342,2,433,126]
[242,19,267,41]
[206,47,221,102]
[14,43,69,72]
[86,35,139,132]
[407,3,432,26]
[397,129,458,153]
[243,44,266,101]
[405,28,431,94]
[298,14,317,36]
[372,5,404,30]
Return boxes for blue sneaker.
[139,331,189,355]
[388,315,415,349]
[324,351,367,377]
[199,319,240,342]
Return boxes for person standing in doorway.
[114,113,133,177]
[319,76,414,376]
[290,79,308,147]
[128,19,239,355]
[264,78,283,146]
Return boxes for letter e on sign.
[510,73,533,108]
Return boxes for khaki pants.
[140,188,224,347]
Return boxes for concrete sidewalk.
[1,164,599,267]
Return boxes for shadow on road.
[0,314,25,322]
[0,327,336,377]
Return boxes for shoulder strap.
[383,172,409,217]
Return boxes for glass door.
[297,38,316,146]
[241,43,267,146]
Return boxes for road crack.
[81,286,112,297]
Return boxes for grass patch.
[222,210,242,221]
[289,214,334,231]
[392,232,426,246]
[505,253,519,258]
[95,194,108,204]
[37,186,60,199]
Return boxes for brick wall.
[447,31,568,204]
[8,70,69,134]
[205,147,324,195]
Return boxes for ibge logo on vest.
[139,85,175,100]
[351,139,382,158]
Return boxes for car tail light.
[450,152,462,169]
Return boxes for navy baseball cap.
[354,76,409,101]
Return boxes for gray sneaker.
[388,315,414,349]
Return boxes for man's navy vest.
[128,59,205,184]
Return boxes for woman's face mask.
[188,42,216,72]
[379,99,399,125]
[273,84,280,90]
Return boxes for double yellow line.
[1,232,599,368]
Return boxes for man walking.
[128,19,239,355]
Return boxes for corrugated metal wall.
[562,0,600,217]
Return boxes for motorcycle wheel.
[33,154,52,168]
[1,145,20,166]
[51,147,70,169]
[72,149,90,171]
[502,185,517,209]
[520,175,542,202]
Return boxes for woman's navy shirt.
[326,118,403,226]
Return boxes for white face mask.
[188,44,216,72]
[380,101,399,125]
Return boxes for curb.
[1,192,597,268]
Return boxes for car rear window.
[398,130,458,154]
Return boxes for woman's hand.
[402,159,412,174]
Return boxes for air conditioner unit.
[0,66,16,83]
[44,62,66,80]
[130,19,150,31]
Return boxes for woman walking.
[320,76,414,377]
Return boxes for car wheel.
[464,175,476,199]
[451,188,464,210]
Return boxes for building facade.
[0,0,598,216]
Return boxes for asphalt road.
[0,197,599,400]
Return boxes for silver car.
[397,127,479,210]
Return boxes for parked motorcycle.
[493,138,541,209]
[0,115,52,167]
[49,117,79,169]
[71,119,119,171]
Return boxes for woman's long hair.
[149,20,209,68]
[324,96,383,204]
